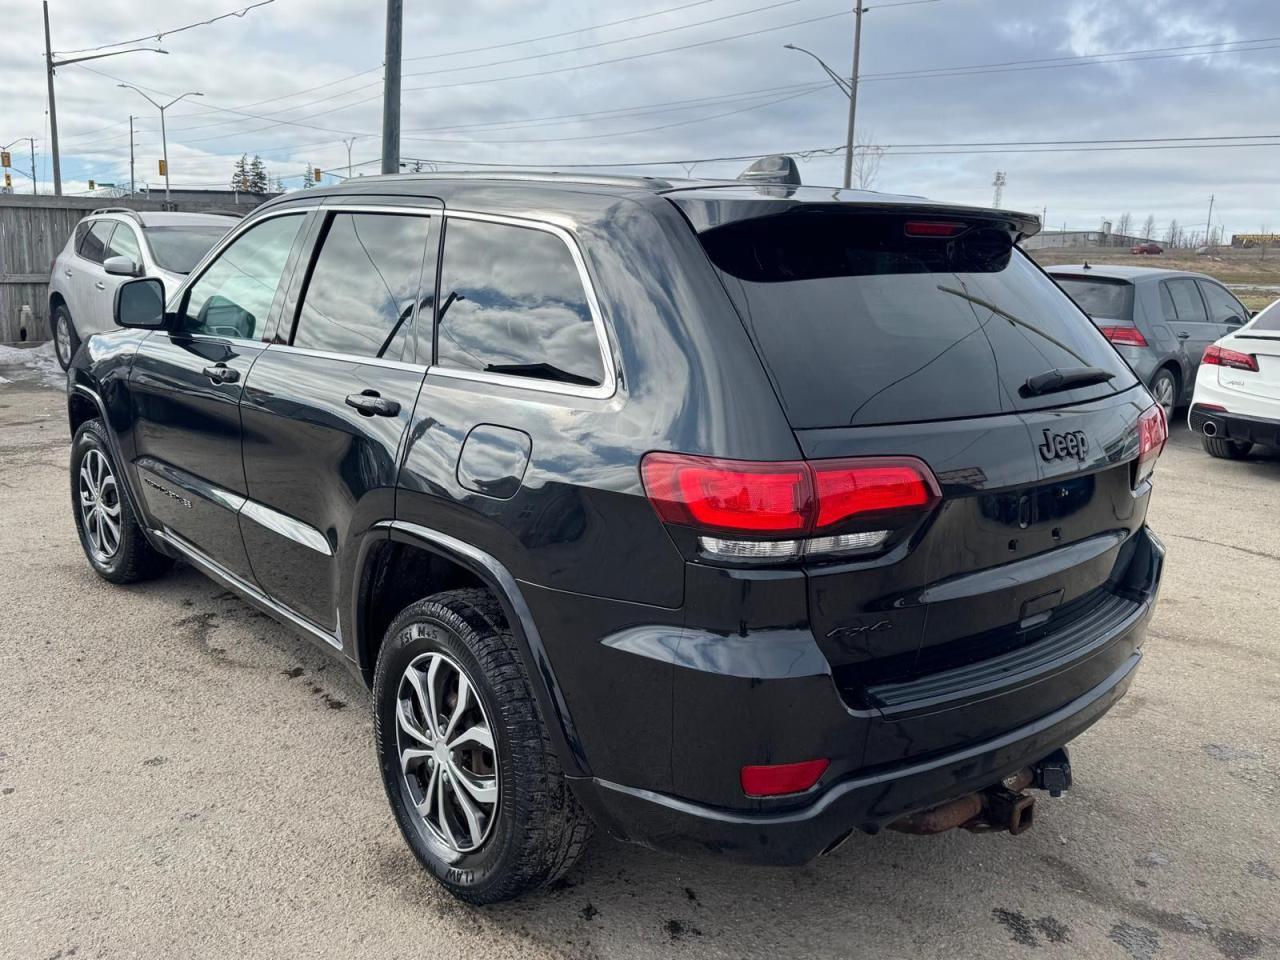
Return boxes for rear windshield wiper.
[1021,366,1115,398]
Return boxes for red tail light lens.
[1099,324,1148,347]
[1135,403,1167,485]
[904,221,966,238]
[641,453,939,537]
[1202,344,1258,372]
[740,759,829,797]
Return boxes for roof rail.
[89,207,143,221]
[373,169,677,191]
[197,209,248,218]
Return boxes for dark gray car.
[1046,264,1250,418]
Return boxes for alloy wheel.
[1153,375,1176,421]
[56,313,72,366]
[78,448,121,562]
[396,648,499,862]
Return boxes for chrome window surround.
[161,203,619,398]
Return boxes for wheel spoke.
[400,746,432,774]
[444,674,471,742]
[80,463,97,498]
[100,498,121,518]
[424,656,445,738]
[401,665,440,740]
[420,762,441,814]
[449,772,487,847]
[397,698,432,746]
[448,759,497,806]
[448,724,494,753]
[436,771,457,849]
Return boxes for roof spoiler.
[737,155,802,186]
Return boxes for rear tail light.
[640,453,939,560]
[1135,403,1167,486]
[1099,324,1148,347]
[1202,344,1259,372]
[740,759,829,797]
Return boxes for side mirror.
[104,255,141,277]
[114,277,168,329]
[1226,315,1245,327]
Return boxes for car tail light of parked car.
[1099,324,1149,347]
[1135,403,1168,486]
[1202,344,1259,372]
[641,453,940,560]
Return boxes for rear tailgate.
[1222,334,1280,402]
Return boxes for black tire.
[70,419,173,584]
[373,588,592,904]
[1148,368,1179,423]
[52,303,80,371]
[1202,434,1252,459]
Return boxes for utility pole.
[992,170,1006,208]
[43,1,167,197]
[381,0,403,175]
[6,138,39,194]
[42,2,60,195]
[128,116,135,195]
[842,3,864,190]
[1205,194,1215,250]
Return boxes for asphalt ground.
[1,345,1277,960]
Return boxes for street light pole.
[381,0,403,174]
[343,136,357,178]
[117,86,202,205]
[129,116,135,196]
[41,0,167,196]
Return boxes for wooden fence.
[0,194,270,344]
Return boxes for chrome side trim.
[264,343,425,374]
[240,499,333,556]
[151,528,343,652]
[433,209,618,401]
[135,456,246,513]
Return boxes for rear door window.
[79,221,115,264]
[435,217,606,388]
[290,212,433,362]
[106,224,142,264]
[1163,279,1208,322]
[1051,277,1133,321]
[698,211,1136,428]
[1197,281,1247,325]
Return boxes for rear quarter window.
[1051,276,1133,322]
[698,211,1137,428]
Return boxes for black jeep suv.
[68,172,1167,903]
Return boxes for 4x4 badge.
[1038,428,1089,463]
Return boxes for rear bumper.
[573,650,1142,865]
[1189,404,1280,448]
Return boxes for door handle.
[202,363,240,384]
[64,270,73,278]
[1177,332,1190,340]
[94,281,106,291]
[345,390,400,417]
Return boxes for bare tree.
[1116,212,1133,239]
[1142,214,1157,241]
[1164,219,1181,248]
[851,133,885,191]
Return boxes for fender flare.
[362,519,590,779]
[69,382,152,529]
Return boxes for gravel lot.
[1,348,1278,960]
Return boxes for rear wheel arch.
[355,523,590,778]
[1150,363,1183,408]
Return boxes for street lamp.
[785,33,864,189]
[117,85,202,204]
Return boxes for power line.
[53,0,275,55]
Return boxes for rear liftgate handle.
[345,389,401,417]
[202,363,240,384]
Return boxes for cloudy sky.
[2,0,1277,238]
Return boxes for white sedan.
[1188,298,1280,458]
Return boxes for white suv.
[47,209,236,369]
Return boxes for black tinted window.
[1198,281,1246,324]
[437,218,604,387]
[144,226,228,273]
[181,214,304,339]
[701,212,1135,428]
[292,213,432,361]
[1053,276,1133,321]
[1164,279,1207,322]
[80,221,114,264]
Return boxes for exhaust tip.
[1203,420,1219,437]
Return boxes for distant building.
[1021,229,1151,251]
[1231,233,1280,248]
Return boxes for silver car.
[47,209,236,369]
[1046,264,1251,420]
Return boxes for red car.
[1131,242,1163,255]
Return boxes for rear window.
[144,226,230,274]
[1052,276,1134,321]
[699,212,1136,428]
